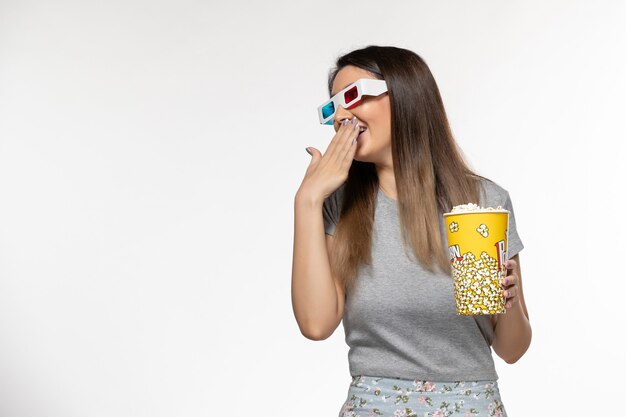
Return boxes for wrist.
[295,187,324,209]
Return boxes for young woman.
[292,45,531,417]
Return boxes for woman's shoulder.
[473,175,511,207]
[325,181,347,205]
[323,181,347,220]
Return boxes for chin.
[353,150,370,163]
[354,144,381,164]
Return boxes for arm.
[491,254,532,363]
[291,190,345,341]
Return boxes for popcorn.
[443,205,510,315]
[476,223,489,238]
[450,203,506,213]
[451,252,506,315]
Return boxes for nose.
[333,106,354,130]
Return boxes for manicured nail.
[305,147,312,155]
[351,116,356,124]
[343,119,349,126]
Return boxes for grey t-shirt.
[322,177,524,381]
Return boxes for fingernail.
[351,116,356,124]
[343,119,349,126]
[305,147,312,155]
[503,278,508,285]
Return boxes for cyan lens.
[321,101,335,120]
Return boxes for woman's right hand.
[298,117,362,202]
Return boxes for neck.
[376,160,397,200]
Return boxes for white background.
[1,1,624,416]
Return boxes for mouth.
[357,126,368,139]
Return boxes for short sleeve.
[322,184,345,236]
[503,190,524,259]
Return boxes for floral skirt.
[338,375,507,417]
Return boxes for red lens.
[346,99,362,109]
[343,85,359,105]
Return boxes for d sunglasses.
[317,78,388,125]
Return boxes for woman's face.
[330,65,392,164]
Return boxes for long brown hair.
[328,45,489,294]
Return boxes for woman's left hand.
[501,259,519,309]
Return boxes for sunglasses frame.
[317,78,388,125]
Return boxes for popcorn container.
[443,208,509,315]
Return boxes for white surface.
[0,0,624,416]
